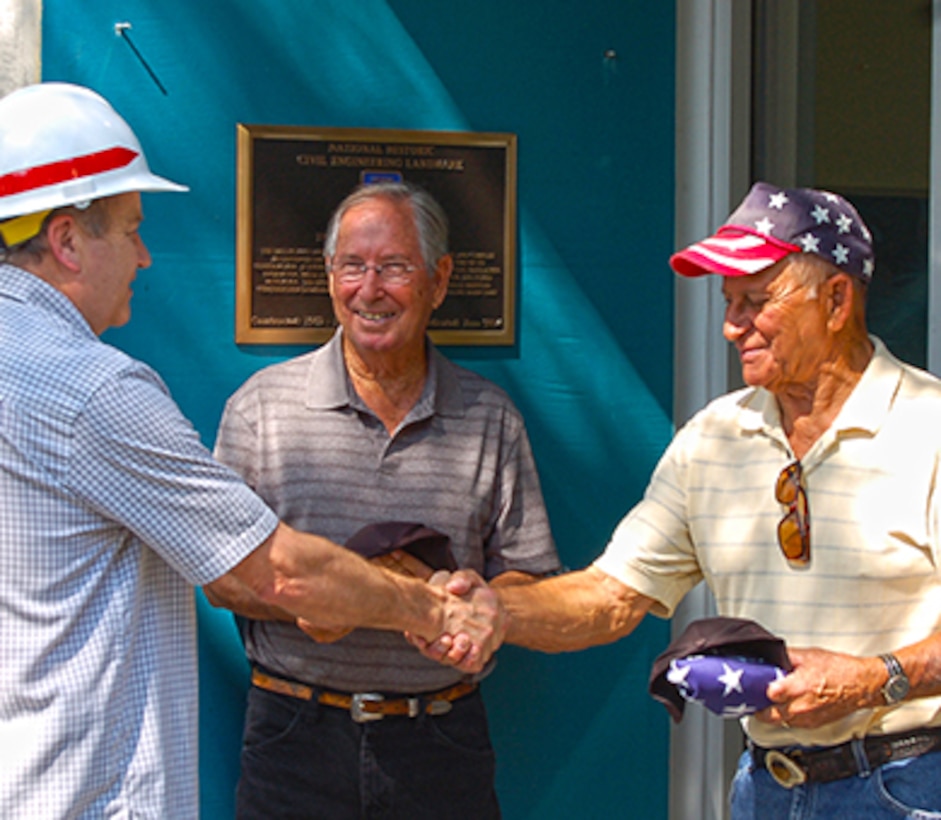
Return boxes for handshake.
[297,548,508,674]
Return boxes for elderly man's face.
[328,196,449,364]
[721,258,830,393]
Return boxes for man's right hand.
[409,570,504,671]
[373,554,506,672]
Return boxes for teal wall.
[43,2,676,817]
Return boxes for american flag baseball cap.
[670,181,875,281]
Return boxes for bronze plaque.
[235,125,517,346]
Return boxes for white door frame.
[671,3,751,816]
[0,0,40,98]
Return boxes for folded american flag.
[666,655,787,718]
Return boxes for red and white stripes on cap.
[670,182,875,281]
[670,226,801,278]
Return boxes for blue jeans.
[730,746,941,819]
[235,682,500,820]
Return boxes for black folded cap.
[345,521,458,572]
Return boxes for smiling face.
[721,256,833,393]
[327,195,450,369]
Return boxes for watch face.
[885,675,910,703]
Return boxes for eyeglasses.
[329,258,418,286]
[775,460,810,564]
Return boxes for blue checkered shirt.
[0,265,277,818]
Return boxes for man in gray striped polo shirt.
[212,181,560,818]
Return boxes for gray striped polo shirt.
[214,330,560,692]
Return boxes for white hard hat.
[0,82,188,227]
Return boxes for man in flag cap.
[427,182,941,817]
[0,82,503,818]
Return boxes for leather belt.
[251,668,477,723]
[750,725,941,789]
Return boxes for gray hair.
[784,252,869,308]
[323,181,449,273]
[1,199,111,265]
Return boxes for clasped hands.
[296,551,506,674]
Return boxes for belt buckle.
[427,699,453,717]
[351,692,384,723]
[765,750,808,789]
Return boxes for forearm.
[498,566,653,653]
[244,523,451,640]
[202,573,294,621]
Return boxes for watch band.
[879,653,910,705]
[880,653,903,676]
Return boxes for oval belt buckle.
[765,750,808,789]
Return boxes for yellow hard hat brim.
[0,209,52,247]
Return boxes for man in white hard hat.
[0,82,503,819]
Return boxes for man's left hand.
[756,646,885,729]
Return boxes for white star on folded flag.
[718,662,745,696]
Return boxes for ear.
[45,213,84,273]
[326,256,337,301]
[431,254,452,310]
[825,273,855,330]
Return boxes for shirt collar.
[738,336,901,442]
[303,328,466,420]
[0,263,96,338]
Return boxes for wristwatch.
[879,653,910,705]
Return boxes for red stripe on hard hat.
[0,146,138,198]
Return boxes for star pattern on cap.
[748,184,874,280]
[673,182,875,281]
[811,204,831,225]
[798,233,820,254]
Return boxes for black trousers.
[235,683,501,820]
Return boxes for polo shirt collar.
[304,330,350,410]
[303,328,466,420]
[737,335,902,444]
[824,336,900,437]
[0,263,97,339]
